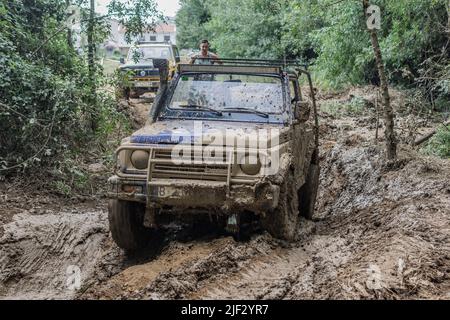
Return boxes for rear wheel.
[261,169,299,241]
[298,163,320,220]
[108,200,151,251]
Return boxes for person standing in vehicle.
[190,39,221,65]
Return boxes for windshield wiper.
[223,108,269,118]
[178,105,223,116]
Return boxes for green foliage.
[321,97,367,117]
[0,0,92,172]
[176,0,212,50]
[52,180,73,197]
[176,0,449,95]
[423,125,450,159]
[108,0,163,43]
[0,0,155,189]
[206,0,287,59]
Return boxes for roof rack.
[179,64,283,75]
[191,58,309,71]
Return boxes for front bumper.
[108,176,280,214]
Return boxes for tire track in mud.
[82,234,280,299]
[81,238,231,299]
[133,222,354,300]
[191,242,313,300]
[0,206,110,299]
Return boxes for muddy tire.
[298,163,320,220]
[261,170,299,241]
[108,200,151,251]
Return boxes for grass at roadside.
[102,59,121,76]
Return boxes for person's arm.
[189,54,198,65]
[210,53,223,65]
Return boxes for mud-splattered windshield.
[168,74,284,114]
[127,46,173,64]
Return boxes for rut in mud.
[0,201,109,299]
[1,99,449,299]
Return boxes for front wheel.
[261,169,299,241]
[108,200,152,251]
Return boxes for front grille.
[134,69,160,77]
[151,149,230,182]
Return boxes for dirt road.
[1,93,449,300]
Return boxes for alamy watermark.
[364,258,406,291]
[366,4,381,30]
[66,265,81,291]
[65,5,81,29]
[169,121,280,175]
[366,264,383,290]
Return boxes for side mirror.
[119,57,125,64]
[294,101,311,122]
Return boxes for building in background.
[106,17,177,56]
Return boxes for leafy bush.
[177,0,450,105]
[423,125,450,159]
[0,0,132,190]
[0,1,92,172]
[321,97,367,117]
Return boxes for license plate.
[134,81,152,88]
[151,186,184,199]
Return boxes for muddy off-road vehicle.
[108,58,320,250]
[118,42,180,99]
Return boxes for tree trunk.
[363,0,397,160]
[87,0,97,131]
[88,0,95,82]
[66,0,73,49]
[447,0,450,33]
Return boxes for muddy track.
[83,131,450,300]
[117,97,154,129]
[0,204,110,299]
[1,113,450,300]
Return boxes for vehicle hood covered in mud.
[129,120,290,146]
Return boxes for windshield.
[127,46,173,64]
[168,74,284,114]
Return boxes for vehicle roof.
[179,64,283,75]
[179,59,308,77]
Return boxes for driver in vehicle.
[190,39,222,65]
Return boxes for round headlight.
[140,70,146,77]
[240,155,261,176]
[131,150,149,170]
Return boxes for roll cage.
[174,59,318,151]
[151,58,319,158]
